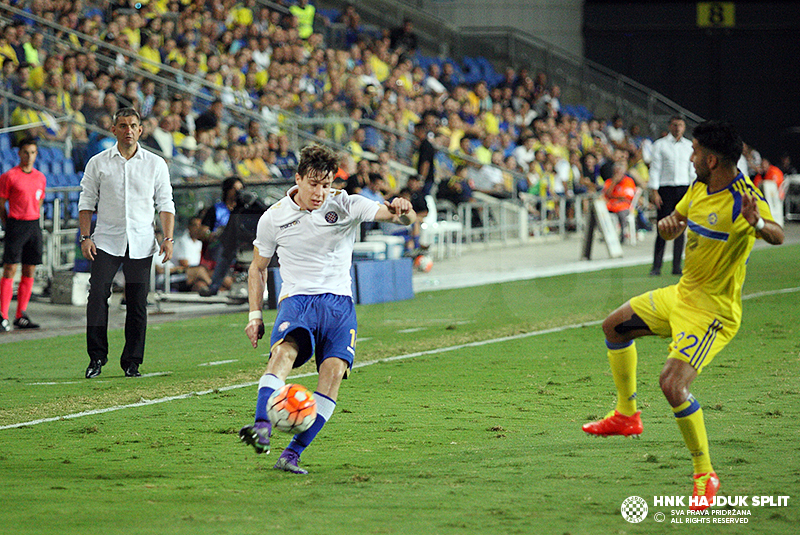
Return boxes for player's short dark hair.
[17,136,37,149]
[297,143,339,180]
[693,120,743,165]
[113,107,140,125]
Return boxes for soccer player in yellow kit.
[582,121,784,509]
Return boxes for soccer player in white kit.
[239,144,415,474]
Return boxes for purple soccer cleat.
[238,420,271,455]
[273,449,308,474]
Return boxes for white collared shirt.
[79,142,175,259]
[253,186,380,299]
[648,134,696,189]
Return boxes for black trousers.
[652,185,689,273]
[86,248,152,368]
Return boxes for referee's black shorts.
[2,218,43,265]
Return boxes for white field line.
[2,286,798,431]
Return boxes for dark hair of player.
[17,136,37,149]
[692,120,743,165]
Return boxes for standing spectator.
[414,122,436,195]
[79,108,175,379]
[603,161,637,243]
[649,116,695,276]
[0,138,46,331]
[778,153,797,176]
[289,0,316,40]
[389,18,418,54]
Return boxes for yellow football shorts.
[629,284,738,374]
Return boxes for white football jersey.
[253,186,381,298]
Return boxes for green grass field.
[1,245,798,534]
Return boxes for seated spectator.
[200,182,268,297]
[10,88,42,143]
[437,164,475,207]
[172,216,214,292]
[753,158,784,192]
[203,147,234,179]
[359,172,386,203]
[603,161,637,243]
[85,114,115,160]
[274,135,299,179]
[170,136,199,183]
[346,158,371,195]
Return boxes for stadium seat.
[43,191,56,220]
[37,161,52,175]
[37,147,53,163]
[0,133,10,152]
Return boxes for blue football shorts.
[270,293,358,377]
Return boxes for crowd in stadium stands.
[0,0,791,217]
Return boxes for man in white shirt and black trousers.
[79,108,175,379]
[649,115,695,276]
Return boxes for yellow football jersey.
[675,173,773,325]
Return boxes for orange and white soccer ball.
[267,384,317,433]
[414,254,433,273]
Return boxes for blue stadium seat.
[37,146,53,163]
[51,147,65,162]
[316,8,340,23]
[461,56,481,85]
[68,190,81,219]
[37,161,52,175]
[43,191,56,220]
[0,133,10,152]
[62,158,75,175]
[46,173,62,187]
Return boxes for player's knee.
[659,368,689,406]
[271,341,299,366]
[602,315,624,343]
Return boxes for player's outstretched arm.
[375,197,416,225]
[742,192,784,245]
[245,247,270,348]
[657,210,687,241]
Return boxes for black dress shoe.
[124,364,142,377]
[85,360,105,379]
[672,269,683,276]
[649,269,661,277]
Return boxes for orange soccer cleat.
[582,410,643,437]
[689,472,720,511]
